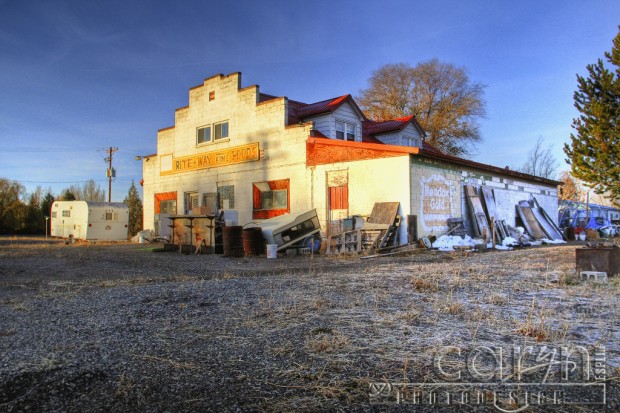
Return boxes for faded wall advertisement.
[420,174,453,232]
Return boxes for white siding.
[376,132,401,146]
[307,102,363,141]
[375,124,423,147]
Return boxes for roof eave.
[418,149,562,186]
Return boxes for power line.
[18,179,109,184]
[0,148,101,152]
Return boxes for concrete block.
[579,271,608,283]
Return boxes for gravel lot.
[1,238,618,412]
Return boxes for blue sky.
[1,0,619,201]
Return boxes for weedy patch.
[516,298,551,342]
[487,293,508,305]
[307,329,349,353]
[411,276,439,292]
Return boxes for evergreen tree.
[40,191,55,234]
[60,189,76,201]
[40,191,55,217]
[24,192,43,234]
[564,27,620,206]
[124,181,143,237]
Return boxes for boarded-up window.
[329,186,348,210]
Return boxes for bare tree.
[519,136,558,179]
[358,60,486,156]
[62,180,106,202]
[558,171,585,201]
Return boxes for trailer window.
[62,210,70,218]
[52,211,57,218]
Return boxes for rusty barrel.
[243,227,265,256]
[223,226,244,257]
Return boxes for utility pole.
[104,147,118,202]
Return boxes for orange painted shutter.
[329,186,348,210]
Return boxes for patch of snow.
[502,237,519,246]
[432,235,476,252]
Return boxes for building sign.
[161,142,260,175]
[420,174,453,232]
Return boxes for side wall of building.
[312,155,411,243]
[410,156,559,238]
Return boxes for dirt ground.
[0,237,618,412]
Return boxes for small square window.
[159,200,177,215]
[260,189,288,210]
[214,122,229,140]
[197,126,211,144]
[252,179,290,219]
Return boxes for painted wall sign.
[420,174,453,231]
[161,142,260,175]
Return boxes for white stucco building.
[140,72,560,245]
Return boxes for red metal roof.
[294,95,349,118]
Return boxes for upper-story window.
[197,121,229,145]
[197,125,211,144]
[214,121,229,140]
[336,121,356,141]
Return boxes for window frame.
[335,120,356,141]
[159,200,177,215]
[260,189,288,210]
[197,125,212,145]
[252,179,290,219]
[214,121,229,141]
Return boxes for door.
[326,170,349,235]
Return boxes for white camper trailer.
[50,201,129,241]
[248,209,321,251]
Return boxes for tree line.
[0,178,143,236]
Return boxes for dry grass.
[411,276,439,292]
[515,298,553,341]
[2,242,618,411]
[307,328,350,353]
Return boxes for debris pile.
[465,184,565,247]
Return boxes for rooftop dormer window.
[336,120,356,141]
